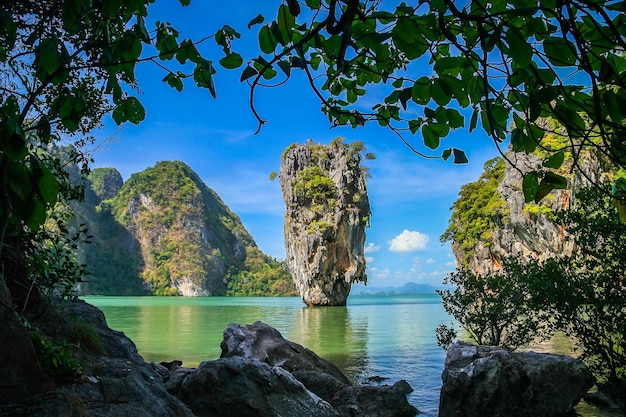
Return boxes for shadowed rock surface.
[439,341,594,417]
[0,299,194,417]
[279,141,371,306]
[219,321,418,417]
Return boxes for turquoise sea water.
[83,295,616,417]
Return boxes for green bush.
[437,258,551,351]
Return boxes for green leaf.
[543,150,564,169]
[162,73,183,92]
[134,16,150,42]
[259,26,277,54]
[544,171,567,189]
[112,96,146,124]
[277,60,291,77]
[277,4,296,43]
[422,124,441,149]
[543,37,577,66]
[37,165,59,207]
[446,109,464,128]
[506,28,532,66]
[452,148,468,164]
[305,0,321,8]
[219,52,243,69]
[469,108,479,132]
[248,13,264,29]
[432,78,452,106]
[442,148,452,161]
[535,179,554,202]
[240,65,258,82]
[522,172,540,203]
[411,77,431,105]
[35,37,61,81]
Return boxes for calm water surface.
[83,295,615,417]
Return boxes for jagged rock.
[221,321,418,417]
[456,150,610,275]
[221,321,350,384]
[439,341,594,417]
[279,141,371,306]
[177,356,340,417]
[0,300,194,417]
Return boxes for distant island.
[351,282,443,295]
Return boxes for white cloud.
[364,243,380,253]
[388,230,429,253]
[368,267,390,279]
[366,256,375,263]
[425,258,436,264]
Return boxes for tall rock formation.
[279,140,371,306]
[444,150,611,274]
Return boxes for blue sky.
[90,1,501,288]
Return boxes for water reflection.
[291,306,369,382]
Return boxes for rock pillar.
[279,140,371,306]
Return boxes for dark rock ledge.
[0,300,418,417]
[439,341,595,417]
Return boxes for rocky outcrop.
[218,321,418,417]
[279,140,371,306]
[88,167,124,200]
[0,277,54,403]
[73,161,294,297]
[454,150,610,275]
[439,341,594,417]
[177,357,340,417]
[0,299,194,417]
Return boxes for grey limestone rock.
[279,141,371,306]
[220,321,418,417]
[439,341,594,417]
[455,150,610,275]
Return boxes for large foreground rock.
[439,341,594,417]
[177,356,339,417]
[220,321,418,417]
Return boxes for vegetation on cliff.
[76,161,296,297]
[278,139,372,306]
[438,186,626,403]
[440,157,509,268]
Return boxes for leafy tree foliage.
[436,257,551,351]
[534,187,626,388]
[0,1,240,309]
[245,0,626,201]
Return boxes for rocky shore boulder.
[176,356,340,417]
[279,140,372,306]
[218,321,418,417]
[439,341,594,417]
[0,299,194,417]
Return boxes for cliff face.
[448,151,610,274]
[75,162,295,296]
[279,140,371,306]
[111,161,253,296]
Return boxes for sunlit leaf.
[219,52,243,69]
[543,151,564,169]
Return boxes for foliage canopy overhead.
[243,0,626,202]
